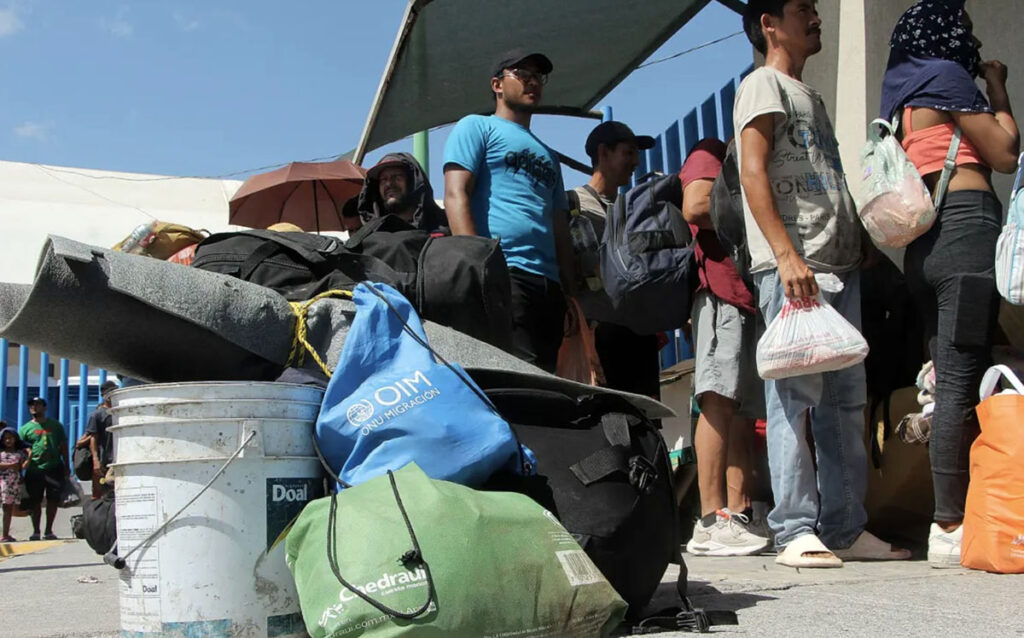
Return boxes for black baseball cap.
[585,121,656,160]
[100,381,119,397]
[492,48,553,77]
[27,396,46,405]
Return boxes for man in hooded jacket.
[357,153,448,232]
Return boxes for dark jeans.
[904,190,1002,522]
[594,322,661,398]
[508,267,567,373]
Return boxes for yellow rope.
[289,289,354,378]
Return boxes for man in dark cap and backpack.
[77,380,119,498]
[569,120,661,397]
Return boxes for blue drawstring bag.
[315,281,531,487]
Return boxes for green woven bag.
[285,463,626,637]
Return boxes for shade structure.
[354,0,713,162]
[229,160,366,232]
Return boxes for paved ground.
[4,509,1023,637]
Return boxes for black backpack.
[73,447,93,481]
[709,141,754,292]
[482,388,735,630]
[192,216,513,350]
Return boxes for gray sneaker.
[685,509,770,557]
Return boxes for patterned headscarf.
[880,0,991,120]
[890,0,979,77]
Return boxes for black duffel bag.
[484,389,677,616]
[82,490,117,556]
[191,216,512,350]
[484,388,738,631]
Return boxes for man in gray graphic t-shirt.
[735,0,908,569]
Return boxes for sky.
[0,1,754,194]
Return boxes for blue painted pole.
[0,338,7,424]
[700,95,720,140]
[17,345,28,426]
[98,368,108,389]
[78,363,88,440]
[39,351,49,402]
[58,359,70,428]
[601,105,613,122]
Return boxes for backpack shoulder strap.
[933,126,962,211]
[580,184,612,214]
[567,188,582,213]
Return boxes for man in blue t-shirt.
[443,49,574,373]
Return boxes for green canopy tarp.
[354,0,734,162]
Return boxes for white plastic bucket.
[111,382,325,406]
[110,418,316,465]
[110,400,322,426]
[111,382,323,638]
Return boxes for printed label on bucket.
[117,486,162,633]
[266,478,321,552]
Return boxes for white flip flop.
[833,531,912,562]
[775,533,843,568]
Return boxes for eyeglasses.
[503,68,548,86]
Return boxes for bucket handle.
[105,429,258,570]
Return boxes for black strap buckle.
[631,606,738,634]
[628,455,657,494]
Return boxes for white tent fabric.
[0,160,244,285]
[355,0,712,161]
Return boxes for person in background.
[0,423,30,542]
[443,49,575,372]
[76,380,118,499]
[737,0,909,567]
[679,138,769,556]
[570,121,661,397]
[357,153,447,233]
[19,397,69,541]
[880,0,1020,568]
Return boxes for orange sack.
[962,365,1024,573]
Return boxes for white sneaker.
[685,509,770,557]
[928,523,963,568]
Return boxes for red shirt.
[679,139,756,315]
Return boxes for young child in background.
[0,423,30,542]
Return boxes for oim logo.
[346,399,375,426]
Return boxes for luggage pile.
[0,221,735,636]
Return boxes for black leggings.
[904,190,1003,522]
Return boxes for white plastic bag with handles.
[757,273,870,380]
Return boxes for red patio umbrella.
[228,159,366,233]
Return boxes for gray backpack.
[595,173,696,335]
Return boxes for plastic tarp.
[354,0,711,161]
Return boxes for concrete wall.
[805,0,1023,206]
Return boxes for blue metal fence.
[614,64,755,371]
[1,337,108,463]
